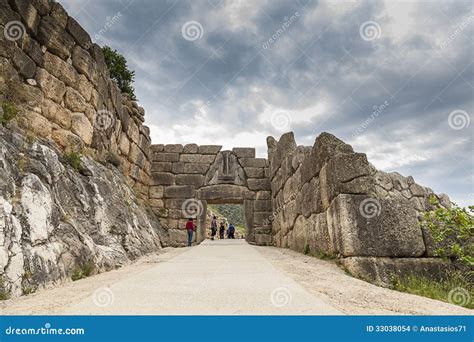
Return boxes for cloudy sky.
[60,0,473,206]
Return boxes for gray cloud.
[60,0,473,206]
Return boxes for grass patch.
[0,275,9,300]
[303,244,310,255]
[62,152,83,172]
[71,261,95,281]
[0,102,17,124]
[393,271,473,309]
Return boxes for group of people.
[210,216,235,240]
[184,216,237,247]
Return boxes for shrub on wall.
[102,46,137,100]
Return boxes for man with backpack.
[210,215,217,240]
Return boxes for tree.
[102,46,137,100]
[421,196,474,267]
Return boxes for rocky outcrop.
[0,126,163,298]
[268,132,453,286]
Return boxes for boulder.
[327,194,426,257]
[71,112,93,145]
[232,147,255,158]
[66,17,92,49]
[37,15,75,60]
[35,68,66,103]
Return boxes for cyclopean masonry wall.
[149,144,273,247]
[0,0,158,297]
[268,132,453,286]
[0,0,151,198]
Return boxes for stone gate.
[149,144,273,246]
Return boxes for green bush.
[0,275,9,300]
[71,261,95,281]
[63,152,83,172]
[303,244,310,255]
[421,196,474,267]
[102,46,137,100]
[0,102,17,124]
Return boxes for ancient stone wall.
[0,0,151,198]
[149,144,273,246]
[268,132,452,286]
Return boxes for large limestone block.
[176,174,204,187]
[308,213,334,255]
[184,163,209,174]
[151,172,175,186]
[23,110,51,138]
[198,145,221,154]
[239,158,267,168]
[183,144,198,153]
[154,153,179,163]
[254,200,272,212]
[320,153,374,207]
[327,194,425,257]
[152,162,172,172]
[292,215,309,253]
[71,113,93,145]
[164,144,183,153]
[64,87,87,113]
[244,167,264,178]
[35,68,66,103]
[66,16,92,49]
[72,45,98,82]
[340,257,452,287]
[270,132,297,177]
[180,154,215,164]
[51,128,84,152]
[43,52,78,87]
[197,184,254,202]
[40,98,71,129]
[9,0,39,33]
[233,147,255,158]
[37,15,75,59]
[164,185,195,198]
[22,36,43,66]
[12,47,36,79]
[49,2,68,28]
[247,178,271,191]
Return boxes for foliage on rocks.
[0,102,18,124]
[421,196,474,267]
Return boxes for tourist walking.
[185,218,196,247]
[227,224,235,239]
[210,215,217,240]
[219,222,225,239]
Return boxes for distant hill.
[208,204,244,227]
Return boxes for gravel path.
[1,241,471,315]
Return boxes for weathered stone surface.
[270,132,297,176]
[64,87,87,113]
[198,145,221,154]
[184,163,209,174]
[31,0,50,16]
[72,45,98,82]
[36,68,66,103]
[76,74,92,102]
[22,36,42,65]
[71,113,93,145]
[66,16,92,49]
[340,257,452,287]
[247,178,271,191]
[43,52,78,87]
[40,98,71,129]
[151,172,175,185]
[327,194,425,257]
[152,162,172,173]
[183,143,198,153]
[151,144,164,153]
[176,174,204,187]
[198,185,253,202]
[164,144,183,153]
[51,128,83,152]
[239,158,267,168]
[9,0,39,33]
[244,167,265,178]
[37,15,75,60]
[22,110,52,138]
[154,152,179,163]
[256,191,271,200]
[49,2,68,28]
[118,133,130,155]
[12,47,36,78]
[180,154,215,164]
[254,200,272,212]
[233,147,255,158]
[164,185,195,198]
